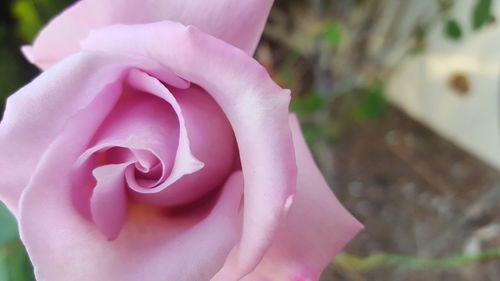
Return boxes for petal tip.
[21,45,35,63]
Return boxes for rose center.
[70,70,236,240]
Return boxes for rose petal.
[0,51,188,217]
[234,115,363,281]
[22,172,244,280]
[23,0,273,68]
[0,53,129,216]
[75,69,205,195]
[82,22,297,277]
[129,84,237,206]
[74,69,235,207]
[18,85,245,279]
[126,69,204,187]
[76,79,182,181]
[90,163,131,240]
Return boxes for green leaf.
[4,244,35,281]
[351,83,387,121]
[323,22,342,48]
[0,203,18,245]
[0,47,23,100]
[302,123,321,146]
[28,0,74,23]
[445,19,462,40]
[472,0,493,30]
[0,251,9,281]
[12,0,43,42]
[0,203,35,281]
[291,92,326,114]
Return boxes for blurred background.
[1,0,500,280]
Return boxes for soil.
[320,105,500,281]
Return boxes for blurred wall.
[387,0,500,170]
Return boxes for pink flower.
[0,1,362,280]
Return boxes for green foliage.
[0,204,17,245]
[291,92,326,114]
[277,51,301,87]
[322,22,342,48]
[278,64,294,86]
[0,257,7,281]
[445,19,462,40]
[12,0,74,43]
[30,0,73,20]
[12,0,43,42]
[0,203,35,281]
[1,244,36,281]
[302,122,321,146]
[472,0,493,30]
[351,83,387,121]
[290,92,331,145]
[0,33,23,99]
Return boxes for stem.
[335,249,500,272]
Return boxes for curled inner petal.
[90,163,130,240]
[71,69,236,239]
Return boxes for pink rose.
[0,1,362,280]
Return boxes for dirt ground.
[319,104,500,281]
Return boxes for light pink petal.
[90,163,131,240]
[0,51,187,217]
[125,69,204,190]
[0,53,131,216]
[235,115,363,281]
[75,69,235,207]
[22,168,244,280]
[24,0,273,68]
[77,81,181,180]
[129,84,237,206]
[76,69,205,198]
[19,87,245,279]
[82,22,297,278]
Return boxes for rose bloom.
[0,0,362,280]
